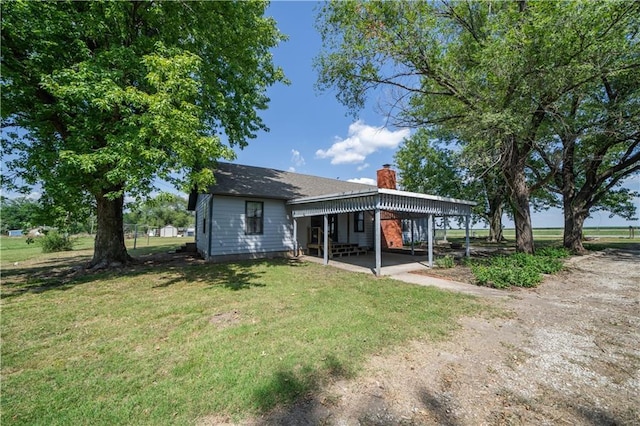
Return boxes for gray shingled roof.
[208,162,377,200]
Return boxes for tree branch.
[587,163,640,210]
[596,142,640,182]
[440,1,482,43]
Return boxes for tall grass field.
[448,226,637,240]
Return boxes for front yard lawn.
[1,257,490,424]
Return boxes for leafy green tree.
[2,1,286,267]
[315,1,638,253]
[0,195,95,235]
[395,129,507,242]
[533,72,640,252]
[0,196,41,233]
[124,192,194,229]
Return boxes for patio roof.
[287,187,475,276]
[287,188,475,218]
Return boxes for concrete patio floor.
[300,251,506,298]
[302,251,432,275]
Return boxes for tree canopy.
[124,192,194,229]
[2,1,286,266]
[316,0,639,253]
[395,129,507,242]
[0,196,41,233]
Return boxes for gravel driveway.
[246,249,640,425]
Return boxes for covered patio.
[302,250,431,276]
[288,187,475,276]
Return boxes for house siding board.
[363,211,374,248]
[195,194,211,258]
[292,213,372,251]
[211,196,293,257]
[337,213,349,243]
[295,216,311,249]
[335,211,371,248]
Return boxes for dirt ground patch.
[241,249,639,425]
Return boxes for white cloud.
[26,191,42,200]
[357,163,370,171]
[315,120,410,165]
[290,149,305,167]
[347,177,377,186]
[288,166,296,172]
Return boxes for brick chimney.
[377,164,397,189]
[376,165,403,249]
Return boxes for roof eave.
[287,189,379,204]
[379,188,477,206]
[211,191,290,200]
[287,188,476,207]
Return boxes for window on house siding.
[354,211,365,233]
[202,203,207,234]
[245,201,264,235]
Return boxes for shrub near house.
[39,230,75,253]
[471,247,570,288]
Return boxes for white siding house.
[194,194,296,261]
[190,163,378,262]
[189,162,475,274]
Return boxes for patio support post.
[411,218,415,256]
[292,217,298,257]
[375,207,381,276]
[443,215,448,242]
[465,214,470,258]
[428,214,433,268]
[323,214,329,266]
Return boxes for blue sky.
[234,2,404,185]
[3,1,638,229]
[226,1,639,229]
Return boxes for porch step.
[176,242,197,253]
[308,242,368,258]
[331,246,368,257]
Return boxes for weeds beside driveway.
[1,256,492,425]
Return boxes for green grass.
[451,226,638,240]
[1,255,490,424]
[433,228,639,252]
[0,235,192,265]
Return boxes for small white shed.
[159,225,178,238]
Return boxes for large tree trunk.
[90,188,131,268]
[503,140,535,254]
[487,196,504,243]
[563,200,588,253]
[511,186,535,254]
[558,129,589,254]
